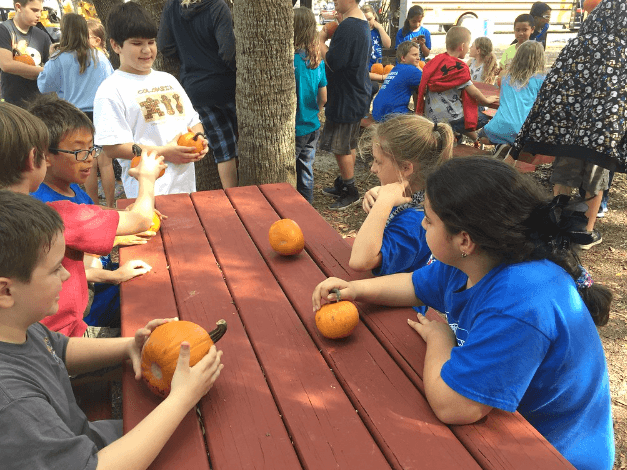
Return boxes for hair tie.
[576,265,593,289]
[433,119,438,131]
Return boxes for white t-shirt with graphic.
[94,69,200,198]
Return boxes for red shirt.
[41,201,119,337]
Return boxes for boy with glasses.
[529,2,552,49]
[19,95,164,337]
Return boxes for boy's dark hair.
[107,1,158,46]
[530,2,551,17]
[0,190,64,283]
[426,156,612,326]
[396,40,420,62]
[28,95,95,151]
[515,14,535,28]
[0,102,48,189]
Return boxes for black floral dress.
[510,0,627,172]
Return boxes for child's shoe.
[329,183,360,210]
[579,230,602,250]
[322,175,343,197]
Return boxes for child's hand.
[362,186,381,214]
[486,96,500,107]
[377,182,412,206]
[312,277,354,312]
[162,133,204,165]
[129,318,179,379]
[114,259,152,284]
[169,344,224,408]
[114,233,154,247]
[128,150,167,181]
[408,313,457,346]
[413,35,426,45]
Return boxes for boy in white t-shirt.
[94,2,208,198]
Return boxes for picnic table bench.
[118,183,574,470]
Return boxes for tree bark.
[233,0,296,187]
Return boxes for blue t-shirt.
[31,183,94,205]
[411,260,615,470]
[37,50,113,113]
[372,63,422,121]
[294,50,327,137]
[395,26,431,60]
[483,75,545,145]
[369,28,383,67]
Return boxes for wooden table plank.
[118,197,210,470]
[228,185,482,470]
[154,194,302,470]
[260,183,575,470]
[191,190,392,470]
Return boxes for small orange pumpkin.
[383,64,394,74]
[141,320,227,398]
[268,219,305,256]
[149,212,161,232]
[130,155,166,179]
[13,52,35,66]
[177,129,205,153]
[325,20,338,38]
[315,289,359,339]
[418,60,426,69]
[583,0,601,13]
[371,63,385,75]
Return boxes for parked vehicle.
[319,2,336,24]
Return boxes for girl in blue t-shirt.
[293,8,327,204]
[362,4,391,68]
[479,40,545,148]
[314,156,614,470]
[395,5,431,60]
[349,114,453,279]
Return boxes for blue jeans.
[295,129,319,204]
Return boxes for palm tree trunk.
[233,0,296,187]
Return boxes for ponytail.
[426,157,612,325]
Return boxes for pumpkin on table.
[315,289,359,339]
[269,219,305,256]
[141,320,227,398]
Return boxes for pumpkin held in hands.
[371,63,384,75]
[383,64,394,74]
[315,289,359,339]
[130,155,166,179]
[149,212,161,232]
[177,129,205,153]
[141,320,227,398]
[268,219,305,256]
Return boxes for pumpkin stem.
[209,319,227,343]
[331,288,341,302]
[193,132,206,142]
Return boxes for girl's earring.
[461,251,468,258]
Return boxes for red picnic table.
[118,183,574,470]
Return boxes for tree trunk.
[233,0,296,187]
[91,0,223,191]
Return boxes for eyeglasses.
[542,14,551,19]
[49,145,102,161]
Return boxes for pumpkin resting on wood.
[269,219,305,256]
[315,289,359,339]
[141,320,227,398]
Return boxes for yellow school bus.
[404,1,584,32]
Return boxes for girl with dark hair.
[313,156,614,470]
[395,5,430,60]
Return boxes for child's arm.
[85,260,152,285]
[317,86,327,112]
[465,84,499,107]
[349,183,411,271]
[116,150,165,235]
[0,47,43,79]
[416,35,430,58]
[374,20,392,48]
[407,315,493,424]
[312,273,422,312]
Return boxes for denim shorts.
[196,102,238,164]
[448,111,492,133]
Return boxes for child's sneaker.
[329,183,360,210]
[579,230,602,250]
[597,206,608,218]
[322,175,343,197]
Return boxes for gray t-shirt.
[0,20,50,107]
[0,323,121,470]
